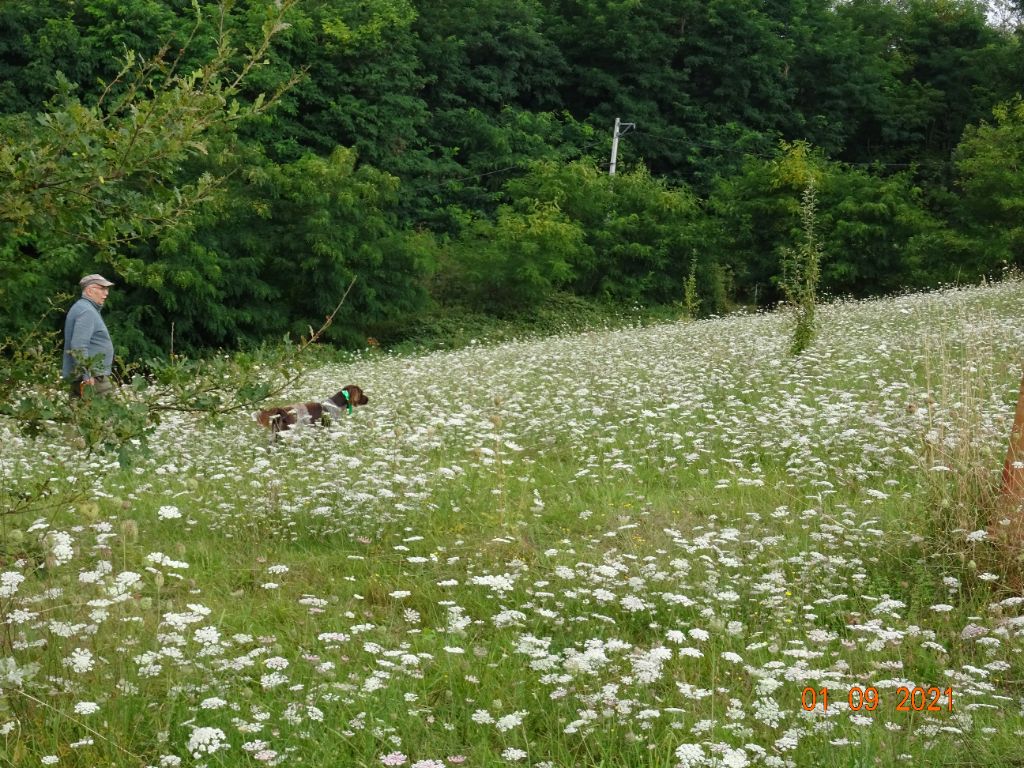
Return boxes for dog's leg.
[287,404,309,427]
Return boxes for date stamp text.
[800,686,954,713]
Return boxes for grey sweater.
[62,297,114,380]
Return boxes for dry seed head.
[121,519,139,542]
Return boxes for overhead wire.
[406,122,956,193]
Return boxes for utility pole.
[609,117,635,175]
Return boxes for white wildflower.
[65,648,94,674]
[45,531,75,566]
[0,572,25,598]
[674,743,706,767]
[187,726,227,758]
[495,710,527,732]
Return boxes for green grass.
[3,281,1024,767]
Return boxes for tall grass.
[779,183,823,356]
[2,281,1024,767]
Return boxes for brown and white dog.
[255,385,369,433]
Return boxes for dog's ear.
[345,385,369,405]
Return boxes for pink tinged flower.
[380,753,408,766]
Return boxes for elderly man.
[62,273,116,398]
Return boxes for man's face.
[84,284,111,306]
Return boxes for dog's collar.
[341,389,352,414]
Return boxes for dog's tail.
[255,409,281,429]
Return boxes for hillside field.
[3,282,1024,767]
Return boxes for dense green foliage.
[0,0,1022,357]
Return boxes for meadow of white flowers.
[2,281,1024,767]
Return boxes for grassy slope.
[2,282,1024,767]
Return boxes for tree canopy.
[0,0,1021,355]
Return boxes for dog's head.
[329,385,369,413]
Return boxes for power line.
[404,125,955,195]
[631,127,957,170]
[410,137,606,192]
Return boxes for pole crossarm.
[609,117,636,175]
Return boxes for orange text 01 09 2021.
[800,686,954,713]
